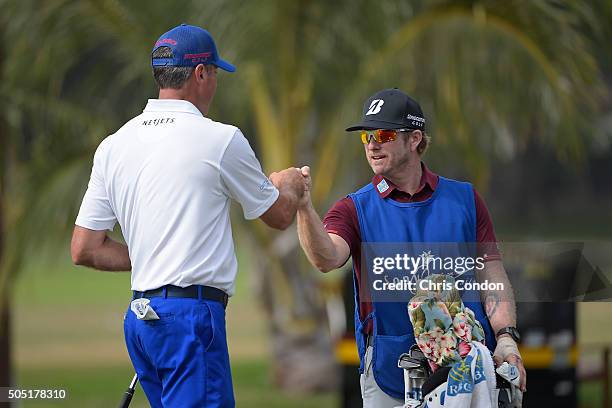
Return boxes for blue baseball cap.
[152,24,236,72]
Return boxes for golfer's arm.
[297,204,350,273]
[261,170,303,230]
[476,260,516,336]
[260,187,299,230]
[71,226,131,271]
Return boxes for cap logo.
[366,99,385,115]
[155,38,177,46]
[184,52,212,63]
[406,114,425,123]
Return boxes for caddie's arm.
[477,260,527,392]
[71,226,131,271]
[296,166,350,272]
[261,168,305,230]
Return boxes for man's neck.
[158,88,208,115]
[387,160,422,195]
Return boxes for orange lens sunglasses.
[360,129,411,144]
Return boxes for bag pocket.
[373,332,415,399]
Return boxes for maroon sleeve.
[474,189,501,261]
[322,197,361,258]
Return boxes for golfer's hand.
[269,167,305,197]
[493,335,527,393]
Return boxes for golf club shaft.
[119,374,138,408]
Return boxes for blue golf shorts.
[124,297,234,407]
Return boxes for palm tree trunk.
[254,231,339,392]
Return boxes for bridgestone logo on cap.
[366,99,385,115]
[406,114,425,123]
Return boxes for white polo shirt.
[75,99,279,295]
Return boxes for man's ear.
[408,130,423,152]
[194,64,205,80]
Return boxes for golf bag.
[396,345,520,408]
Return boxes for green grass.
[579,382,604,408]
[16,361,337,408]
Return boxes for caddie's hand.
[297,166,312,208]
[299,166,311,191]
[493,335,527,393]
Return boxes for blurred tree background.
[0,0,611,406]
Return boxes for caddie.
[296,88,526,407]
[71,23,305,407]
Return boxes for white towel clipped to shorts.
[443,341,496,408]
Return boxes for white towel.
[442,341,496,408]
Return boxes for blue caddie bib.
[348,176,496,399]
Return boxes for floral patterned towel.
[408,274,486,370]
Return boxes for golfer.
[71,24,305,407]
[296,88,526,407]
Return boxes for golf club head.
[398,353,424,370]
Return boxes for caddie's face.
[363,130,414,177]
